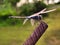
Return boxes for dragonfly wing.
[34,8,47,15]
[23,19,28,25]
[28,8,46,18]
[41,9,56,14]
[38,8,47,14]
[30,19,35,26]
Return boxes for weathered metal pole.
[23,21,48,45]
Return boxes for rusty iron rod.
[23,21,48,45]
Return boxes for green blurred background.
[0,0,60,45]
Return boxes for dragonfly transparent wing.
[28,8,46,18]
[40,9,56,14]
[36,8,47,14]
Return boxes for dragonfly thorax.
[30,15,42,20]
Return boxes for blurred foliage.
[0,0,18,16]
[19,1,47,16]
[7,0,20,6]
[0,0,19,25]
[0,0,20,6]
[55,2,60,5]
[0,3,17,16]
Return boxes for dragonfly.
[9,8,56,26]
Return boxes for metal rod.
[23,21,48,45]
